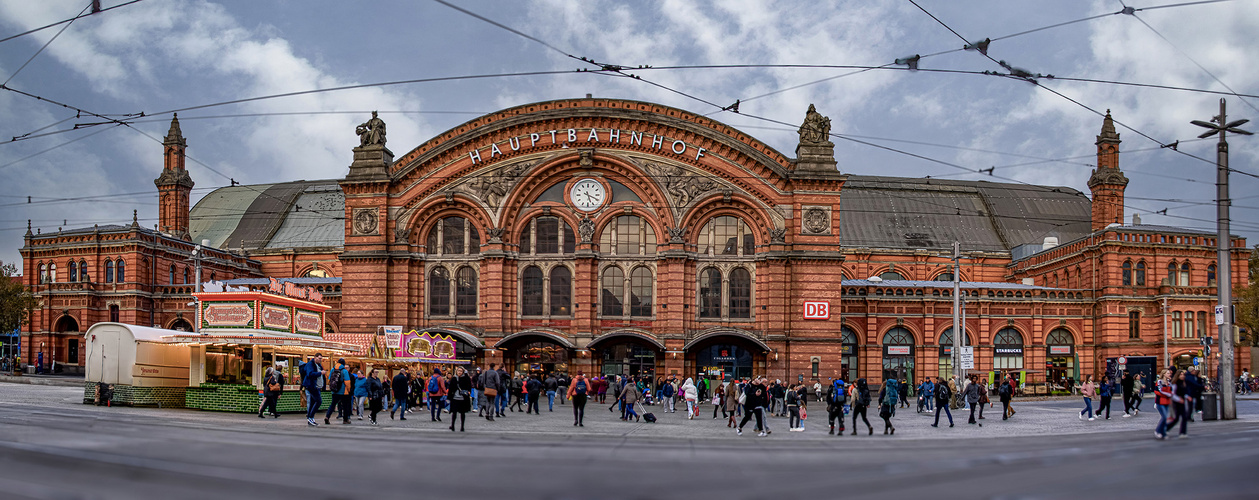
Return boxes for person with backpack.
[877,379,896,435]
[931,376,954,428]
[427,368,448,422]
[661,378,676,413]
[323,358,353,425]
[826,379,846,436]
[300,353,325,427]
[525,373,542,414]
[569,371,589,426]
[998,374,1014,420]
[737,377,770,436]
[390,367,409,421]
[849,378,873,435]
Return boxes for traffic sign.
[959,346,975,370]
[1193,357,1201,366]
[1118,356,1127,365]
[1216,305,1226,325]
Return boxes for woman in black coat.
[366,369,385,425]
[449,366,474,432]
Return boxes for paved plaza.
[1,383,1257,499]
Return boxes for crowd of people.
[265,355,1229,441]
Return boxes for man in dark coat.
[390,367,409,420]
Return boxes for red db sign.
[803,301,829,320]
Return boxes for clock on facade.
[569,178,606,212]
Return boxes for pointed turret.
[155,114,194,240]
[1088,110,1129,231]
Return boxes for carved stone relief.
[768,228,786,243]
[352,208,379,235]
[802,207,830,234]
[645,162,718,209]
[577,218,596,243]
[468,160,535,208]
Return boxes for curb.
[0,375,86,387]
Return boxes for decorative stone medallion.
[353,207,379,235]
[803,207,830,234]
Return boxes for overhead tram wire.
[0,123,123,171]
[1124,8,1259,115]
[2,1,93,86]
[0,0,146,44]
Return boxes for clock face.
[569,178,606,212]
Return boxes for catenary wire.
[2,1,93,86]
[0,0,146,44]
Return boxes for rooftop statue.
[356,111,387,147]
[798,104,831,144]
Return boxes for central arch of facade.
[338,97,849,380]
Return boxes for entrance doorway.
[694,344,753,380]
[510,341,570,375]
[599,343,657,378]
[882,327,915,383]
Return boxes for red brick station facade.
[19,98,1250,388]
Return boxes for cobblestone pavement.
[2,383,1258,499]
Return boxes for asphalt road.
[0,385,1257,499]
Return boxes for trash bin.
[1201,392,1218,421]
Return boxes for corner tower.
[155,114,194,240]
[1088,110,1128,231]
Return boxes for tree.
[0,261,37,335]
[1234,245,1259,346]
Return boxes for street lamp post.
[1192,98,1252,420]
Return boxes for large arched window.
[521,266,545,316]
[698,216,754,256]
[455,267,478,316]
[39,263,48,284]
[1122,261,1132,286]
[1135,261,1146,286]
[935,272,954,282]
[184,267,190,285]
[1167,262,1178,285]
[598,215,656,256]
[549,266,571,316]
[48,263,56,283]
[839,327,859,381]
[629,267,653,317]
[1180,262,1191,286]
[880,271,905,281]
[169,264,176,285]
[428,268,450,316]
[698,268,722,318]
[1208,263,1217,284]
[79,260,87,282]
[883,327,914,346]
[993,327,1024,370]
[521,216,575,255]
[116,259,126,282]
[729,268,751,319]
[68,261,78,283]
[1046,328,1073,348]
[938,327,968,379]
[426,216,481,255]
[601,267,624,316]
[105,259,115,283]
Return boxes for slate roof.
[189,180,343,250]
[838,176,1093,253]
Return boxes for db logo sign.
[803,301,829,320]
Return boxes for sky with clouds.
[1,0,1257,269]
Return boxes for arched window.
[521,216,575,255]
[629,267,653,317]
[549,266,571,316]
[1180,262,1191,286]
[79,260,87,282]
[880,271,905,281]
[521,266,544,316]
[935,272,954,281]
[729,268,751,319]
[48,263,56,283]
[455,267,478,316]
[883,327,914,346]
[1167,262,1177,285]
[169,264,176,285]
[1135,261,1146,286]
[116,259,126,282]
[426,216,481,255]
[698,268,723,318]
[428,267,450,316]
[39,263,47,284]
[598,215,656,256]
[68,261,78,282]
[698,215,754,256]
[1046,328,1073,347]
[1208,264,1217,284]
[1063,267,1070,288]
[601,267,624,316]
[184,267,190,285]
[105,260,115,283]
[993,327,1025,370]
[938,327,969,350]
[305,267,330,278]
[109,304,120,322]
[1122,261,1132,286]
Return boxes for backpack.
[859,386,871,406]
[427,376,441,393]
[328,367,344,391]
[998,381,1012,396]
[575,379,588,395]
[663,383,675,397]
[937,384,951,401]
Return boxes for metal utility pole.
[1163,296,1169,368]
[952,241,962,385]
[1192,98,1252,420]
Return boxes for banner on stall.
[396,330,457,362]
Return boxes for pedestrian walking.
[525,373,542,414]
[259,366,282,418]
[323,358,353,425]
[569,371,589,426]
[1079,375,1096,421]
[998,374,1014,420]
[426,368,447,422]
[366,369,384,425]
[661,377,676,413]
[300,354,325,426]
[390,367,409,420]
[850,378,873,435]
[1004,373,1018,418]
[682,377,699,419]
[725,380,742,428]
[1121,372,1135,416]
[712,381,727,419]
[619,377,640,422]
[827,379,846,436]
[897,379,909,409]
[1154,368,1177,439]
[449,366,472,432]
[877,380,896,435]
[964,374,982,426]
[1128,373,1144,416]
[557,373,570,406]
[787,384,803,431]
[544,373,558,412]
[508,372,525,413]
[352,368,368,420]
[1185,367,1203,421]
[931,376,954,428]
[479,363,502,420]
[737,377,770,436]
[1098,376,1115,419]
